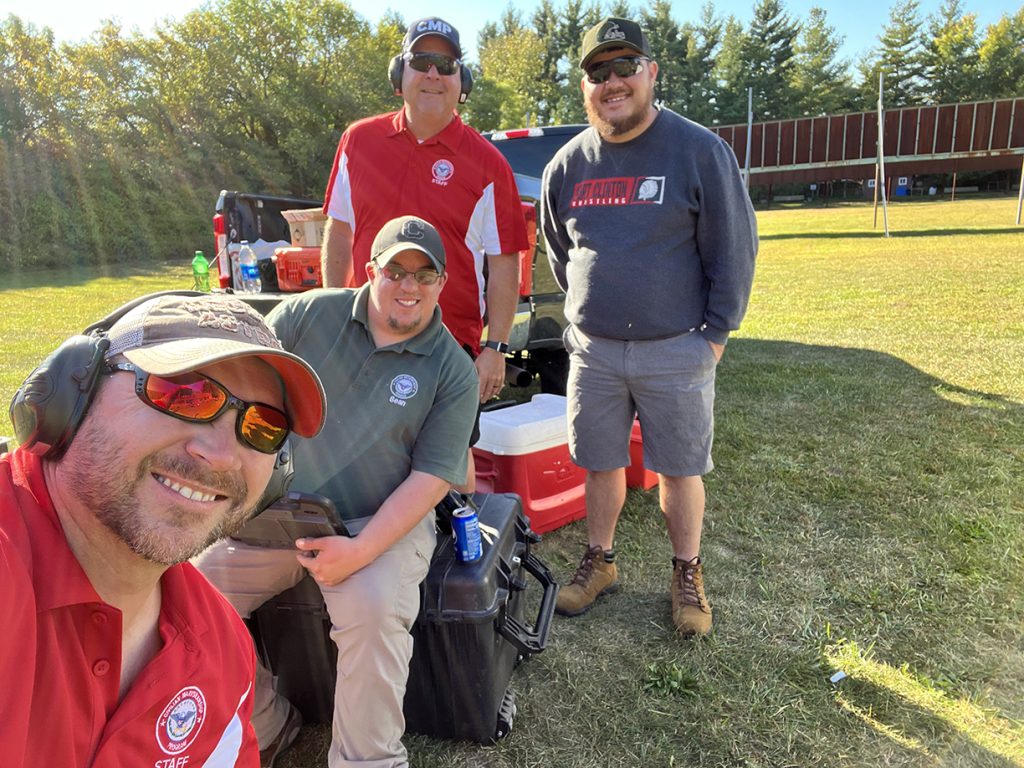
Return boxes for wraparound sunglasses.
[106,362,290,454]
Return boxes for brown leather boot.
[556,545,619,616]
[671,556,712,636]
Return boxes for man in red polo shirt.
[321,16,528,410]
[0,294,326,768]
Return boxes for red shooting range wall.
[711,97,1024,185]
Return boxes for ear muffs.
[459,66,473,104]
[388,54,404,95]
[9,290,206,458]
[388,55,474,104]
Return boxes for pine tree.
[680,2,723,125]
[713,16,750,124]
[741,0,799,120]
[790,7,854,116]
[923,0,981,104]
[641,0,687,112]
[874,0,927,106]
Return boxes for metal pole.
[951,171,958,201]
[877,72,890,237]
[1016,155,1023,225]
[744,87,753,191]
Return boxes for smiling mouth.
[396,298,420,307]
[603,91,631,104]
[155,473,221,503]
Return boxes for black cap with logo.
[579,17,652,69]
[402,17,463,58]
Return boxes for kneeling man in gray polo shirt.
[196,216,478,768]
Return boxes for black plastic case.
[403,492,558,743]
[247,492,558,742]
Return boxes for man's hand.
[475,346,506,402]
[707,340,725,362]
[294,534,368,587]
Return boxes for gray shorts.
[564,325,717,477]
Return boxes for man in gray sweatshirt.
[541,16,757,635]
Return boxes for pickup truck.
[212,124,587,394]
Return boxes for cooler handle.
[496,550,558,656]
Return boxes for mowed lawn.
[2,197,1022,767]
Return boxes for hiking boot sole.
[555,581,621,617]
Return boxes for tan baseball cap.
[104,294,326,437]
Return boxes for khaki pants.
[195,514,436,768]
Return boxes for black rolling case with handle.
[402,491,558,743]
[247,492,558,742]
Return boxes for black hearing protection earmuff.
[388,53,473,104]
[9,290,206,458]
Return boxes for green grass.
[2,197,1023,766]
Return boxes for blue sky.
[1,0,1017,65]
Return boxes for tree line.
[1,0,1021,270]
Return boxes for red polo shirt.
[323,110,529,352]
[0,448,259,768]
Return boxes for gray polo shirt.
[267,285,479,522]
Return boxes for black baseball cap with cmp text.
[579,17,652,69]
[402,17,463,58]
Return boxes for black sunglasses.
[585,56,648,84]
[403,51,461,76]
[107,362,291,454]
[373,261,443,285]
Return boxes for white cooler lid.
[475,394,569,456]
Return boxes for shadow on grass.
[275,338,1024,767]
[761,226,1024,240]
[0,260,179,294]
[521,338,1023,767]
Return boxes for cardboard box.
[281,208,327,248]
[473,394,586,534]
[273,247,322,292]
[625,420,658,490]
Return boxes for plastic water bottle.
[191,250,210,292]
[237,241,262,294]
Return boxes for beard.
[387,313,423,336]
[61,414,254,566]
[585,85,653,138]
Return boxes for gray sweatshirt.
[541,108,758,344]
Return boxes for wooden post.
[951,171,958,201]
[876,73,890,237]
[1016,155,1023,225]
[744,87,753,191]
[873,164,880,227]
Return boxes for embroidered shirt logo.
[569,176,665,207]
[389,374,419,407]
[431,159,454,186]
[156,686,207,755]
[602,22,626,41]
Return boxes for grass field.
[2,197,1022,766]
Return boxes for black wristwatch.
[483,340,509,354]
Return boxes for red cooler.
[473,394,586,533]
[625,420,658,490]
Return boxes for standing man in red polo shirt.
[321,15,528,415]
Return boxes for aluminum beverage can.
[452,506,483,563]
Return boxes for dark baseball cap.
[402,17,462,59]
[370,216,446,274]
[580,17,652,69]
